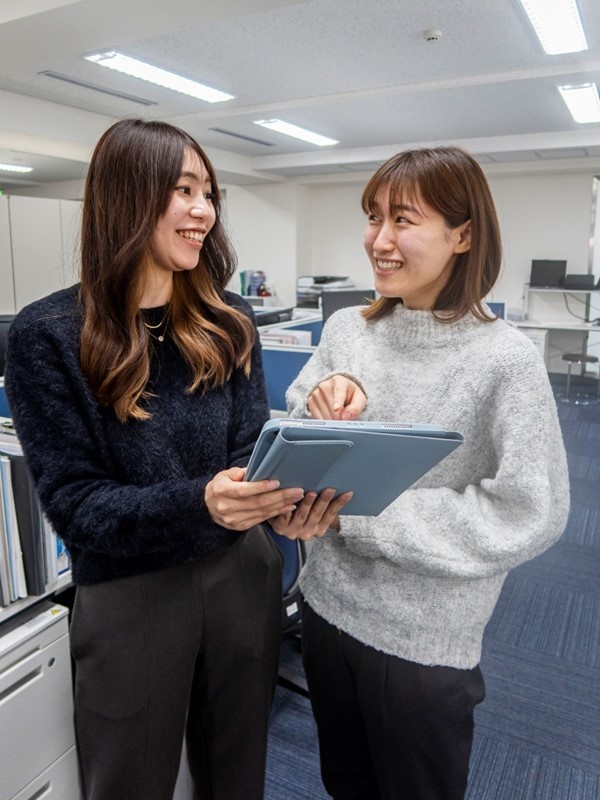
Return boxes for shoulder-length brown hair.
[79,118,256,422]
[361,146,502,324]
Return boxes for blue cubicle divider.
[284,318,323,346]
[0,381,10,418]
[261,346,315,412]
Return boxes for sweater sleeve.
[286,312,365,417]
[337,345,570,579]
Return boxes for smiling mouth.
[376,260,403,271]
[178,230,205,243]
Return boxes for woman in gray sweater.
[279,147,570,800]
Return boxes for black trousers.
[70,527,283,800]
[302,604,485,800]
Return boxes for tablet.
[245,418,463,516]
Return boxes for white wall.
[226,169,599,311]
[305,181,369,287]
[488,172,594,310]
[223,182,300,307]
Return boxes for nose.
[190,196,212,218]
[372,221,396,253]
[190,203,207,218]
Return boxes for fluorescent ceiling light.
[84,52,234,103]
[558,83,600,123]
[254,119,338,147]
[0,163,33,173]
[517,0,588,54]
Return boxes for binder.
[0,477,11,605]
[0,455,27,599]
[246,418,464,516]
[8,455,47,595]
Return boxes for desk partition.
[261,345,315,413]
[259,312,322,412]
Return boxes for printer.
[296,275,356,307]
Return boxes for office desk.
[515,321,600,373]
[517,321,600,333]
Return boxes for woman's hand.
[270,487,353,541]
[205,467,303,531]
[308,375,367,420]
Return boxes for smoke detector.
[422,28,442,41]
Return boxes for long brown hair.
[361,146,502,324]
[79,118,255,422]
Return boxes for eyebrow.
[179,170,212,184]
[180,170,200,181]
[389,202,420,215]
[368,200,421,217]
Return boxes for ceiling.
[1,0,600,189]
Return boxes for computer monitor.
[0,315,15,377]
[529,259,567,289]
[321,289,376,323]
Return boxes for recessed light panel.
[84,52,234,103]
[517,0,588,54]
[0,163,33,173]
[558,83,600,123]
[254,119,338,147]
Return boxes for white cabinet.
[9,197,81,312]
[0,197,81,314]
[0,602,78,800]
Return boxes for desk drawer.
[0,630,74,799]
[10,746,78,800]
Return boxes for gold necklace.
[143,311,169,342]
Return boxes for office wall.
[305,181,369,286]
[227,168,598,312]
[223,182,300,307]
[488,171,594,311]
[297,171,597,313]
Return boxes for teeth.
[377,260,402,271]
[178,230,204,242]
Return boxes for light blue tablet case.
[246,419,463,516]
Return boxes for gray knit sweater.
[286,304,570,669]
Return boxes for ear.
[453,219,472,254]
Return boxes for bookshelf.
[0,418,72,626]
[0,573,72,624]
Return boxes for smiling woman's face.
[147,147,216,278]
[363,186,471,310]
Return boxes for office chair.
[263,524,309,698]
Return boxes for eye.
[395,215,410,224]
[204,191,216,201]
[175,185,191,195]
[367,213,381,223]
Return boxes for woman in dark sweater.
[4,118,346,800]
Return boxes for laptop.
[529,260,567,289]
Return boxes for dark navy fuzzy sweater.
[4,285,270,585]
